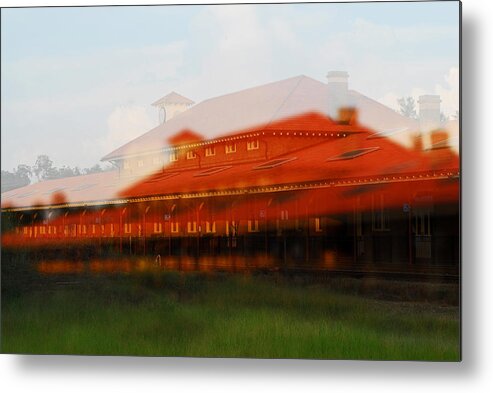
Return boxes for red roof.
[119,126,458,202]
[167,129,204,146]
[102,75,418,161]
[1,112,458,212]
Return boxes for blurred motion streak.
[1,75,460,275]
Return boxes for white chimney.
[327,71,350,119]
[418,95,441,133]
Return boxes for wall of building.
[117,134,339,176]
[1,186,460,273]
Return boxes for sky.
[1,1,460,171]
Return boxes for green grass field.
[1,267,460,360]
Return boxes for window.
[254,157,297,170]
[23,227,28,235]
[187,150,197,160]
[153,222,162,233]
[280,210,289,220]
[171,222,180,233]
[415,209,432,236]
[123,161,130,170]
[92,224,96,235]
[110,223,115,237]
[82,225,87,235]
[40,226,46,235]
[194,166,231,177]
[367,128,408,139]
[124,223,132,234]
[225,143,236,154]
[205,146,216,157]
[187,221,197,233]
[137,160,144,168]
[226,220,237,236]
[314,218,322,232]
[205,221,216,233]
[372,195,390,231]
[247,139,259,151]
[327,147,380,161]
[169,151,178,162]
[152,157,161,166]
[355,211,363,237]
[248,220,259,232]
[145,172,179,184]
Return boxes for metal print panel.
[1,1,461,360]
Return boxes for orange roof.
[102,75,418,161]
[119,128,458,202]
[167,129,204,146]
[1,171,125,210]
[1,112,458,212]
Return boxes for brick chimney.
[337,107,358,125]
[327,71,350,120]
[430,130,449,150]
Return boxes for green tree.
[397,97,418,119]
[1,164,32,192]
[84,164,105,174]
[33,155,54,181]
[3,155,114,191]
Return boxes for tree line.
[1,155,113,192]
[397,97,459,122]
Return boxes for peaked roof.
[102,75,418,161]
[1,112,458,212]
[151,91,195,107]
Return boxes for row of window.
[363,208,430,234]
[20,217,323,238]
[19,213,431,238]
[18,203,432,238]
[123,156,165,170]
[170,139,260,163]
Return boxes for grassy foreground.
[1,268,460,360]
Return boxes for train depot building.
[1,73,460,276]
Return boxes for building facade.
[1,107,460,275]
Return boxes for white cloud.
[104,105,156,154]
[1,41,185,170]
[435,67,459,117]
[177,5,274,101]
[2,8,459,170]
[377,67,459,119]
[316,17,458,101]
[4,40,187,110]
